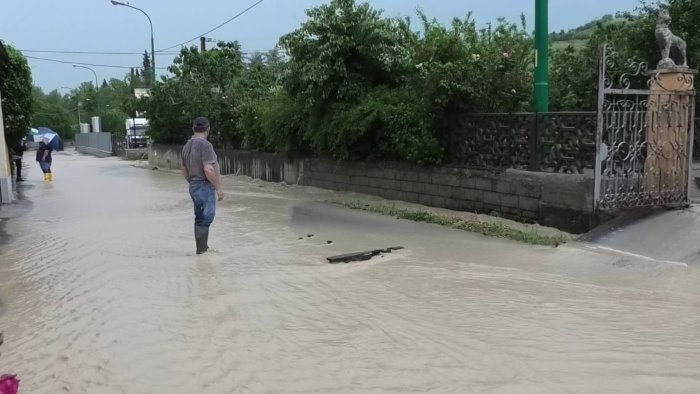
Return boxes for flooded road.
[1,152,699,393]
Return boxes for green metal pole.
[534,0,549,112]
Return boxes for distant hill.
[549,13,629,50]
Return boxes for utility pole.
[200,36,207,52]
[534,0,549,112]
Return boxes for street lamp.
[110,0,156,86]
[72,65,99,88]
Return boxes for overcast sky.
[0,0,640,91]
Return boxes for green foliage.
[141,50,153,87]
[410,12,532,153]
[139,0,700,164]
[32,87,75,140]
[0,44,33,146]
[96,78,133,134]
[263,0,531,164]
[279,0,413,107]
[550,0,700,111]
[238,48,287,150]
[272,0,430,161]
[143,42,246,145]
[256,90,308,154]
[548,20,636,111]
[549,47,596,111]
[30,75,136,141]
[549,15,624,43]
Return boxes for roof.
[0,40,9,65]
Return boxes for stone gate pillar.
[644,69,696,198]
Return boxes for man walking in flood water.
[181,117,224,255]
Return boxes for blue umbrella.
[36,127,64,151]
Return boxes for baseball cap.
[193,117,210,129]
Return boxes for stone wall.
[301,159,596,233]
[149,144,597,233]
[148,144,182,170]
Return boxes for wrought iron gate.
[594,45,696,210]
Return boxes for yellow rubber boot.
[47,173,53,181]
[44,173,49,182]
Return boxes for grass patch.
[336,200,568,247]
[551,39,587,51]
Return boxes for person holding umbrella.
[34,127,64,182]
[36,138,53,182]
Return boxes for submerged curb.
[334,200,570,247]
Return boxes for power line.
[22,48,272,54]
[156,0,265,52]
[21,49,180,56]
[25,55,170,70]
[25,49,279,75]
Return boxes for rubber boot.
[47,173,53,182]
[43,173,49,182]
[194,225,210,255]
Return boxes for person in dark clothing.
[36,139,53,182]
[11,138,27,182]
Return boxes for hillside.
[550,13,628,50]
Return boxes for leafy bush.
[143,0,700,164]
[0,44,33,146]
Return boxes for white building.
[0,40,13,203]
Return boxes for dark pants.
[39,161,52,174]
[13,159,22,180]
[189,181,216,227]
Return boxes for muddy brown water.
[0,152,699,393]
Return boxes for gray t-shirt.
[182,137,218,182]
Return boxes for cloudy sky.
[0,0,640,90]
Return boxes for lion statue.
[655,9,688,68]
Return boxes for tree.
[96,78,133,134]
[32,87,75,140]
[144,42,246,145]
[141,50,152,87]
[0,43,33,146]
[238,48,287,150]
[276,0,428,161]
[548,0,700,110]
[144,0,681,164]
[280,0,413,107]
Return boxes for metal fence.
[451,113,700,173]
[149,144,298,182]
[75,132,113,154]
[111,134,126,157]
[451,112,597,173]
